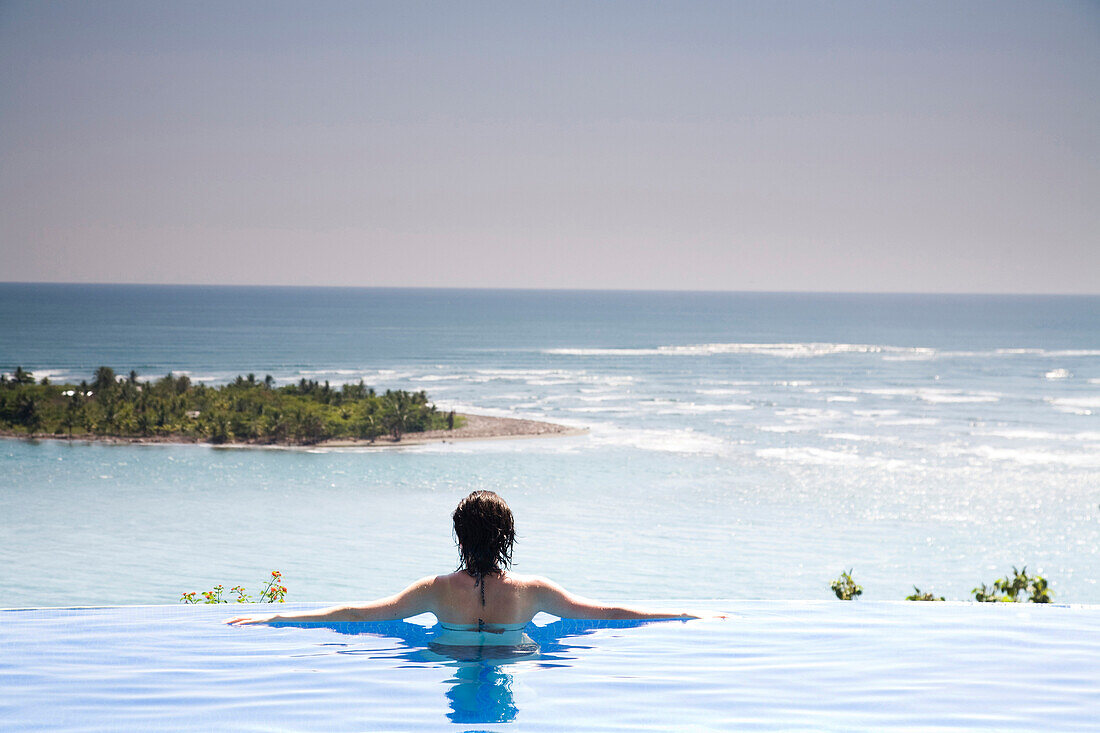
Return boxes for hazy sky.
[1,1,1097,292]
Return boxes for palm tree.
[382,390,415,440]
[93,367,117,393]
[13,366,35,385]
[63,393,84,438]
[15,393,41,433]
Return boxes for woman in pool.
[227,490,696,627]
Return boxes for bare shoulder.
[504,573,560,593]
[424,571,470,593]
[396,574,445,596]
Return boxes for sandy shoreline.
[0,413,586,449]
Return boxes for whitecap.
[878,418,940,426]
[852,387,916,397]
[5,367,71,382]
[544,342,934,359]
[695,388,751,396]
[853,409,900,417]
[475,368,567,377]
[699,379,763,386]
[297,368,361,376]
[957,445,1100,468]
[824,432,901,444]
[881,352,937,361]
[1046,397,1100,415]
[588,426,728,455]
[755,446,910,470]
[758,425,815,433]
[917,390,1000,404]
[1041,350,1100,357]
[655,403,755,414]
[546,343,1100,358]
[774,407,843,419]
[995,348,1100,357]
[973,429,1100,442]
[565,406,629,413]
[849,387,1001,403]
[574,394,628,402]
[1045,369,1072,380]
[712,417,753,426]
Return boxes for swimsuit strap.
[472,570,486,606]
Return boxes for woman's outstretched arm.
[534,577,697,620]
[225,576,438,625]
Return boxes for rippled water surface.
[3,603,1099,731]
[1,285,1098,607]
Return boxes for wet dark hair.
[453,490,515,587]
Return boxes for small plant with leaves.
[830,569,862,600]
[257,570,288,603]
[972,566,1051,603]
[180,571,287,604]
[905,587,944,601]
[972,582,1000,603]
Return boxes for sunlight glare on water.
[1,286,1098,607]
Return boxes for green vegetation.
[831,567,1052,603]
[971,566,1051,603]
[181,570,288,604]
[0,367,462,445]
[830,569,863,600]
[905,587,945,601]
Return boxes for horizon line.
[1,280,1098,298]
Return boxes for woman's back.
[431,570,538,628]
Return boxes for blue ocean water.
[1,283,1098,607]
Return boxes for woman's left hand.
[225,614,276,625]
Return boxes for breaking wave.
[543,343,1100,359]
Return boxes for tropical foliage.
[0,367,460,444]
[830,567,1052,602]
[181,571,288,604]
[971,566,1051,603]
[905,587,945,601]
[830,569,863,600]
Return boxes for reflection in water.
[444,662,518,724]
[271,617,670,725]
[430,628,538,724]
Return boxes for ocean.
[1,283,1097,607]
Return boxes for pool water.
[3,602,1098,730]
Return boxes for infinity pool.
[2,602,1098,730]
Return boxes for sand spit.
[322,414,586,447]
[0,414,586,449]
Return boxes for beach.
[0,413,585,448]
[322,413,587,446]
